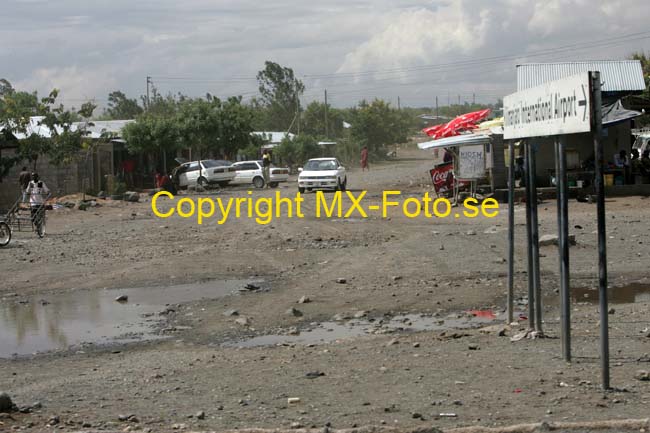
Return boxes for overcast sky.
[2,0,649,110]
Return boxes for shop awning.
[602,99,642,127]
[418,133,492,150]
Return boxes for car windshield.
[202,160,231,168]
[304,160,337,171]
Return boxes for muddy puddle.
[0,279,259,358]
[223,311,500,349]
[571,283,650,304]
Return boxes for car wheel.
[269,182,279,188]
[253,176,265,189]
[340,177,347,192]
[197,177,209,188]
[298,187,305,194]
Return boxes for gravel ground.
[1,149,649,432]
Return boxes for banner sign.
[504,73,592,139]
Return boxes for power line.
[302,30,650,80]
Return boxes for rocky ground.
[1,149,649,432]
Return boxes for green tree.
[302,101,345,139]
[256,61,304,132]
[105,90,143,119]
[176,97,220,159]
[122,114,181,158]
[274,134,321,170]
[348,99,409,156]
[123,92,257,169]
[41,100,97,166]
[218,96,256,159]
[0,80,96,173]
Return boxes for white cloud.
[337,4,494,77]
[15,66,119,107]
[1,0,649,108]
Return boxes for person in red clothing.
[121,159,135,188]
[155,171,166,189]
[360,146,369,171]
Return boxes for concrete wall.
[0,149,93,210]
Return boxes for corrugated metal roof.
[517,61,646,93]
[5,117,134,140]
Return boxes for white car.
[231,160,290,188]
[298,158,347,193]
[173,159,237,188]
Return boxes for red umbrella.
[422,124,444,136]
[428,109,491,140]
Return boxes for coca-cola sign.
[430,163,469,195]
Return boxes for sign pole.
[556,137,571,361]
[528,141,543,333]
[524,140,536,330]
[507,141,515,324]
[592,71,610,390]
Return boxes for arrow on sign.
[579,84,588,121]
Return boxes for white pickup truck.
[231,160,290,188]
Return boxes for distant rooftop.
[0,117,133,140]
[517,60,646,93]
[252,131,295,144]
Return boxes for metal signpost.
[591,72,610,389]
[504,72,609,387]
[555,137,571,361]
[507,142,515,324]
[523,141,536,331]
[527,140,542,333]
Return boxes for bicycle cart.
[0,194,50,247]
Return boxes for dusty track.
[1,149,649,432]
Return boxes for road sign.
[504,73,591,139]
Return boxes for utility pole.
[435,96,439,119]
[458,94,461,115]
[324,89,329,139]
[397,96,401,111]
[473,93,476,105]
[146,76,151,109]
[295,94,301,135]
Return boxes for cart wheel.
[37,220,45,238]
[0,222,11,247]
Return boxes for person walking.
[262,149,272,188]
[25,172,50,235]
[360,145,369,171]
[18,166,31,202]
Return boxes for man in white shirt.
[25,172,49,230]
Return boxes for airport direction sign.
[504,73,591,139]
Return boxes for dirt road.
[1,149,649,432]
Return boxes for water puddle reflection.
[0,279,258,358]
[571,283,650,304]
[223,312,500,348]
